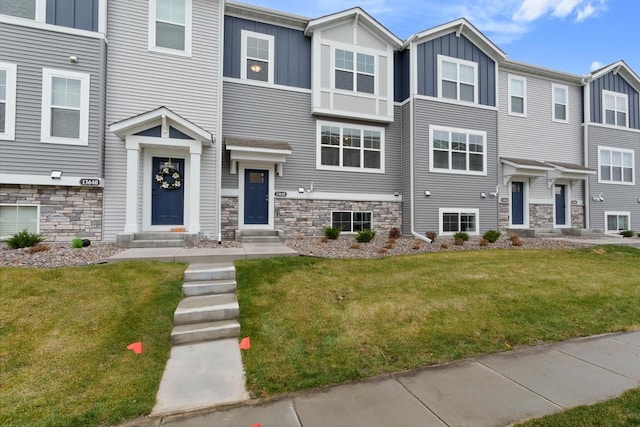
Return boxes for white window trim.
[332,47,377,95]
[604,211,630,234]
[148,0,193,57]
[240,30,275,84]
[602,89,628,128]
[0,204,40,239]
[597,145,635,185]
[437,54,478,104]
[552,83,569,123]
[438,208,480,236]
[330,210,373,234]
[508,74,526,117]
[316,121,385,174]
[429,124,487,176]
[40,68,90,146]
[0,62,17,141]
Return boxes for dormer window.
[241,30,274,84]
[438,55,477,103]
[335,49,375,94]
[603,90,628,127]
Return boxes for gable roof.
[586,60,640,93]
[110,106,213,145]
[304,7,403,49]
[405,17,506,61]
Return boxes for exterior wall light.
[51,170,63,179]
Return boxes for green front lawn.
[236,245,640,397]
[0,261,185,427]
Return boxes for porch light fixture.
[480,192,487,199]
[424,191,431,197]
[298,187,305,194]
[69,56,78,63]
[51,170,63,179]
[250,63,262,73]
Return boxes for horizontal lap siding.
[498,70,585,201]
[0,23,104,176]
[222,81,402,195]
[588,126,640,230]
[103,0,220,240]
[413,99,498,234]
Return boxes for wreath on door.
[155,166,182,190]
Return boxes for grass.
[236,245,640,398]
[0,261,185,427]
[518,388,640,426]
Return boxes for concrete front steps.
[507,228,604,239]
[170,263,241,346]
[236,229,284,244]
[117,231,199,248]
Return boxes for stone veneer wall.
[529,204,554,229]
[220,196,239,241]
[498,202,510,231]
[0,184,103,241]
[499,202,586,230]
[275,199,402,237]
[571,205,585,229]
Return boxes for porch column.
[188,147,202,233]
[124,140,140,233]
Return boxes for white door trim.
[553,182,571,228]
[238,162,274,230]
[509,179,529,228]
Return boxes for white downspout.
[216,0,225,243]
[582,77,591,229]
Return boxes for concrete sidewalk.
[121,331,640,427]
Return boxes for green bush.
[6,229,44,249]
[355,229,376,243]
[620,230,635,238]
[71,238,84,249]
[453,231,469,241]
[482,229,501,243]
[323,226,341,240]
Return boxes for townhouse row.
[1,0,639,244]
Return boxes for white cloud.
[590,61,603,71]
[512,0,606,23]
[576,3,596,21]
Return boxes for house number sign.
[79,178,100,186]
[274,191,287,197]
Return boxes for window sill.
[41,136,88,146]
[317,165,385,174]
[429,168,487,177]
[148,46,192,58]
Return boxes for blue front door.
[244,169,269,225]
[555,184,566,225]
[152,157,184,225]
[511,181,524,225]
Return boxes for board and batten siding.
[413,98,498,234]
[590,71,640,129]
[394,49,410,102]
[0,23,105,177]
[416,33,496,107]
[498,69,585,201]
[103,0,221,241]
[223,15,311,89]
[588,125,640,231]
[222,81,402,195]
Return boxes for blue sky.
[242,0,639,76]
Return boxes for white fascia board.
[0,173,104,187]
[110,107,213,143]
[226,145,292,156]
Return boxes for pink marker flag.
[239,337,251,350]
[127,342,143,354]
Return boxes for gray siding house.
[0,0,107,241]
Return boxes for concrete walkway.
[120,331,640,427]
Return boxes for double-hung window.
[41,68,90,146]
[438,55,477,103]
[552,84,568,122]
[0,62,17,140]
[0,0,36,19]
[603,90,628,127]
[598,146,634,184]
[0,205,39,238]
[331,211,372,232]
[318,122,384,172]
[508,75,526,116]
[149,0,192,55]
[439,208,479,235]
[335,49,375,94]
[241,30,274,84]
[430,125,486,175]
[605,212,630,234]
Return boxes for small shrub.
[440,242,449,249]
[355,229,376,243]
[6,229,44,249]
[482,229,501,243]
[479,238,489,247]
[388,227,402,239]
[454,237,465,246]
[426,231,437,242]
[323,226,341,240]
[620,230,635,238]
[509,235,522,247]
[453,231,469,242]
[412,241,422,250]
[350,243,360,250]
[71,238,84,249]
[28,243,51,254]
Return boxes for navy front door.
[555,184,566,225]
[511,181,524,225]
[152,157,184,225]
[244,169,269,225]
